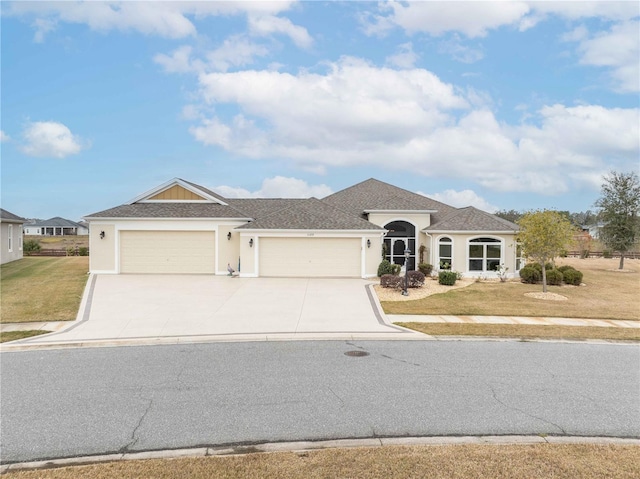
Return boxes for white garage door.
[259,237,361,277]
[120,231,215,274]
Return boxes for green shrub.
[603,250,613,258]
[563,269,583,286]
[380,274,402,289]
[546,269,563,286]
[66,246,75,256]
[545,262,554,270]
[78,247,89,256]
[407,270,426,288]
[519,265,541,284]
[557,265,576,274]
[23,239,41,255]
[438,270,457,286]
[418,263,433,276]
[377,260,397,277]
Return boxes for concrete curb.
[3,435,639,473]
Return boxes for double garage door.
[120,231,215,274]
[259,237,361,277]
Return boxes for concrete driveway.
[17,274,414,347]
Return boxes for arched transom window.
[468,237,502,272]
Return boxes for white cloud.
[154,45,201,74]
[575,21,640,93]
[248,14,313,49]
[438,35,484,64]
[419,189,499,213]
[206,36,270,72]
[8,1,304,42]
[0,130,10,142]
[185,58,638,196]
[363,1,531,38]
[214,176,332,198]
[386,42,418,69]
[363,1,639,38]
[21,121,87,158]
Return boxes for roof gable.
[426,207,519,232]
[127,178,228,205]
[323,178,456,219]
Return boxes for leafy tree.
[595,171,640,270]
[494,209,522,223]
[517,210,576,292]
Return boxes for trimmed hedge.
[407,270,426,288]
[438,270,457,286]
[546,269,563,286]
[557,265,576,274]
[380,274,403,289]
[563,268,583,286]
[377,260,397,277]
[519,265,541,284]
[418,263,433,276]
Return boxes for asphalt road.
[1,340,639,464]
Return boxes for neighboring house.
[1,208,25,265]
[24,217,89,236]
[85,178,520,278]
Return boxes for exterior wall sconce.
[99,231,105,239]
[249,238,254,247]
[367,239,371,248]
[227,232,232,240]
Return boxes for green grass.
[396,323,640,341]
[1,257,89,323]
[383,258,640,321]
[0,330,50,343]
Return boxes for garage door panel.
[260,237,360,277]
[120,231,215,274]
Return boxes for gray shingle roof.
[29,217,85,228]
[425,207,519,232]
[226,199,302,220]
[0,208,26,223]
[180,179,229,203]
[237,198,384,230]
[85,203,249,219]
[322,178,456,222]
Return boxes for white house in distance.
[85,178,521,278]
[1,208,25,265]
[24,217,89,236]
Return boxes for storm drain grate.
[344,350,370,357]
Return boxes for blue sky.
[1,1,638,221]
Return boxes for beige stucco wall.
[1,222,23,265]
[430,232,519,277]
[367,213,431,231]
[89,224,116,272]
[217,225,241,274]
[364,234,384,277]
[239,234,257,276]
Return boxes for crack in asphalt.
[327,387,345,408]
[488,383,567,435]
[120,397,154,453]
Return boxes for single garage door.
[120,231,215,274]
[259,237,361,277]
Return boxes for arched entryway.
[383,220,416,270]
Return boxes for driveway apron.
[20,274,405,345]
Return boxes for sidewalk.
[387,315,640,328]
[3,315,638,334]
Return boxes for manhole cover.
[344,350,370,357]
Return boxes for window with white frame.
[515,243,524,271]
[438,237,452,269]
[8,224,13,252]
[468,237,502,272]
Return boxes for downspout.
[424,231,433,271]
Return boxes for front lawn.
[383,258,640,321]
[5,444,639,478]
[0,330,50,343]
[1,257,89,323]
